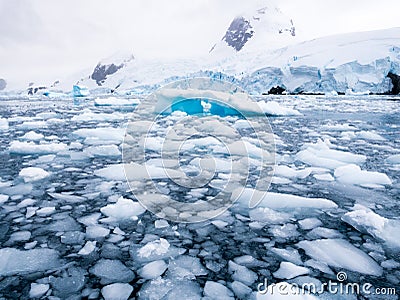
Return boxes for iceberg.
[73,85,89,97]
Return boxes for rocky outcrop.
[222,17,254,52]
[91,63,123,86]
[387,72,400,94]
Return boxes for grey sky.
[0,0,398,88]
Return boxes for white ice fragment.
[258,100,302,116]
[0,118,9,131]
[295,139,366,169]
[204,281,234,300]
[229,261,258,286]
[356,131,385,141]
[387,154,400,164]
[138,238,170,258]
[273,262,310,279]
[21,131,44,141]
[270,248,303,265]
[95,97,139,106]
[155,219,169,229]
[9,141,67,154]
[100,197,146,222]
[313,173,334,181]
[36,206,56,217]
[334,164,392,185]
[19,167,49,183]
[138,260,168,279]
[83,145,121,157]
[298,218,323,230]
[0,248,60,276]
[0,194,9,205]
[101,283,133,300]
[297,239,383,276]
[232,187,337,210]
[29,283,50,298]
[78,241,97,255]
[274,165,312,179]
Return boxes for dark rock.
[267,86,285,95]
[222,17,254,52]
[91,63,123,86]
[387,72,400,94]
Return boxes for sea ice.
[90,259,135,284]
[95,97,140,106]
[297,239,383,276]
[334,164,392,185]
[21,131,44,141]
[83,145,121,157]
[101,283,133,300]
[0,248,60,276]
[19,167,50,183]
[273,262,310,279]
[203,281,234,300]
[0,118,9,130]
[256,282,318,299]
[9,141,67,154]
[257,100,302,116]
[100,197,146,222]
[138,260,168,279]
[387,154,400,164]
[29,283,50,298]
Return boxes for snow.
[19,167,50,183]
[273,262,310,279]
[95,97,140,106]
[334,164,392,186]
[0,248,60,276]
[9,141,68,154]
[29,283,50,298]
[101,283,133,300]
[342,205,400,249]
[296,139,366,169]
[138,260,168,279]
[232,187,338,210]
[387,154,400,164]
[203,281,234,300]
[297,239,383,276]
[100,197,146,222]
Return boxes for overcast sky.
[0,0,399,88]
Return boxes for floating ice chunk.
[229,261,258,285]
[169,255,208,279]
[232,188,337,210]
[321,123,357,131]
[0,248,60,276]
[29,283,50,298]
[296,139,366,169]
[73,127,125,144]
[95,97,140,106]
[356,131,385,141]
[258,100,302,116]
[298,218,323,230]
[90,259,135,284]
[21,131,44,141]
[270,248,303,265]
[154,219,169,229]
[100,197,146,222]
[139,277,201,300]
[138,238,170,258]
[211,220,229,228]
[36,206,56,216]
[273,262,310,279]
[274,165,311,179]
[313,173,334,181]
[19,167,49,183]
[18,120,47,129]
[204,281,234,300]
[9,141,67,154]
[256,282,318,299]
[101,283,133,300]
[78,241,96,255]
[387,154,400,164]
[86,225,110,239]
[72,110,125,122]
[334,164,392,186]
[138,260,167,279]
[297,239,383,276]
[381,259,400,269]
[83,145,121,157]
[249,207,291,224]
[0,118,9,131]
[306,227,343,239]
[0,194,9,204]
[342,205,400,249]
[95,163,183,181]
[231,281,252,299]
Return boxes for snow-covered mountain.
[209,4,296,56]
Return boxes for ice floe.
[100,197,146,222]
[19,167,50,183]
[334,164,392,186]
[9,141,68,154]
